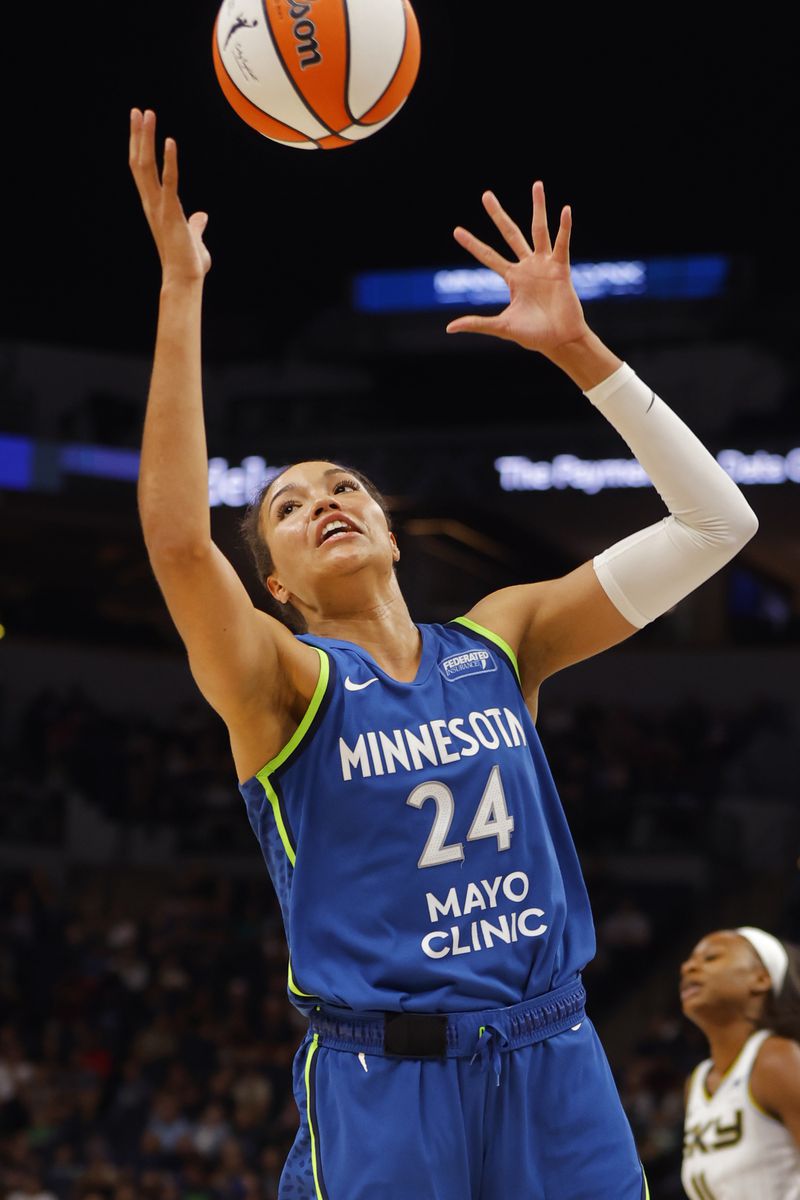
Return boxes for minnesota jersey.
[239,618,596,1014]
[682,1029,800,1200]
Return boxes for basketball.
[212,0,421,150]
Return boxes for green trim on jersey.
[452,616,521,683]
[642,1166,651,1199]
[288,958,315,999]
[305,1033,325,1200]
[255,646,330,867]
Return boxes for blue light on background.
[1,434,794,501]
[59,444,141,483]
[645,256,729,300]
[0,435,34,491]
[353,256,729,313]
[0,439,142,494]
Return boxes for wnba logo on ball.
[287,1,323,69]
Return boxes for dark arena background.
[2,6,799,1198]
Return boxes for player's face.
[679,931,770,1022]
[261,461,397,603]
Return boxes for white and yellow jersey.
[682,1029,800,1199]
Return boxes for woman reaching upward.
[130,106,757,1200]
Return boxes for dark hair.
[761,940,800,1042]
[240,462,393,633]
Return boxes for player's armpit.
[750,1037,800,1145]
[147,539,317,727]
[465,562,637,691]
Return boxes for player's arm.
[448,184,757,693]
[130,109,313,743]
[750,1037,800,1146]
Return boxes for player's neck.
[306,589,422,680]
[703,1016,759,1078]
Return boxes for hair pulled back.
[240,463,392,633]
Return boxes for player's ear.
[267,574,291,605]
[389,532,400,564]
[752,967,773,997]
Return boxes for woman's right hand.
[129,108,211,286]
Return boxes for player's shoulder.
[437,611,522,677]
[263,615,329,707]
[753,1033,800,1072]
[463,584,548,649]
[751,1034,800,1110]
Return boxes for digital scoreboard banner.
[0,436,33,491]
[2,435,798,505]
[354,256,729,314]
[494,449,800,496]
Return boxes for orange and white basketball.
[213,0,421,150]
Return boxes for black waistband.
[309,978,587,1060]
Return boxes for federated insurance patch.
[439,649,498,683]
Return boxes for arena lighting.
[208,456,286,508]
[60,444,140,482]
[353,256,729,313]
[206,448,800,506]
[495,448,800,496]
[0,435,34,490]
[2,439,799,501]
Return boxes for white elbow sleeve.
[586,365,759,628]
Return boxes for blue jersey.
[239,618,595,1015]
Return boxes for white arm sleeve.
[586,363,759,628]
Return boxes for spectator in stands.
[140,1092,194,1165]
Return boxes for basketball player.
[129,106,758,1199]
[681,927,800,1199]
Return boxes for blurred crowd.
[538,694,800,856]
[3,692,244,857]
[1,687,798,1198]
[5,686,799,860]
[0,868,302,1200]
[0,863,734,1200]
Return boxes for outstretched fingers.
[138,110,160,181]
[452,226,512,278]
[129,108,161,204]
[482,191,532,261]
[129,108,142,169]
[552,204,572,265]
[162,136,179,194]
[531,181,552,255]
[446,314,509,339]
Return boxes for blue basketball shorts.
[278,978,648,1200]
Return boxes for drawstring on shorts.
[470,1023,508,1086]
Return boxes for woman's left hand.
[446,181,589,356]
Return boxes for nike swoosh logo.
[344,676,379,692]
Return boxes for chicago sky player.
[129,107,758,1199]
[681,927,800,1199]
